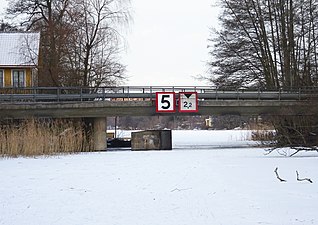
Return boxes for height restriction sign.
[179,92,198,113]
[156,92,176,113]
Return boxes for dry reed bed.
[0,119,93,157]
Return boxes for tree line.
[206,0,318,150]
[1,0,130,87]
[207,0,318,90]
[3,0,317,90]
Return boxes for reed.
[0,119,93,157]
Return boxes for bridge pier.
[93,117,107,151]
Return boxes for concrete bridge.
[0,86,317,150]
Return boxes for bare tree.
[7,0,71,86]
[6,0,130,87]
[0,21,20,32]
[207,0,318,90]
[65,0,130,87]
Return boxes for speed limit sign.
[156,92,176,113]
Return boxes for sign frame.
[156,92,176,113]
[179,92,198,113]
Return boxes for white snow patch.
[1,130,318,225]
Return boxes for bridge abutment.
[93,117,107,151]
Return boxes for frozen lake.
[112,129,256,149]
[1,130,318,225]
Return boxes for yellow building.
[0,32,40,88]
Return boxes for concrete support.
[93,117,107,151]
[131,130,172,150]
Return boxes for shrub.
[0,119,93,157]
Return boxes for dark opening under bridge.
[1,86,317,150]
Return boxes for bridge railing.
[0,86,317,102]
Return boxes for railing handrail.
[0,86,318,103]
[1,85,318,91]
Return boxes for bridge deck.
[0,86,316,118]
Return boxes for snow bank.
[172,130,255,148]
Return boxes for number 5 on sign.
[179,92,198,113]
[156,92,176,113]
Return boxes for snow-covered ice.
[1,130,318,225]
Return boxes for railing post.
[103,87,105,101]
[10,88,13,102]
[80,88,83,101]
[33,87,37,102]
[150,86,153,102]
[216,87,218,100]
[57,87,60,102]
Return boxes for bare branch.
[274,167,287,182]
[296,171,313,183]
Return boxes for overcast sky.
[0,0,220,87]
[123,0,220,86]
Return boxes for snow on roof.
[0,32,40,67]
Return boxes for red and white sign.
[179,92,198,113]
[156,92,176,113]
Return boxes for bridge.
[0,86,316,118]
[1,86,316,150]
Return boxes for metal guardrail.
[0,86,317,103]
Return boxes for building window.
[0,70,3,87]
[12,70,25,87]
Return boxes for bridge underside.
[0,100,312,119]
[0,100,314,151]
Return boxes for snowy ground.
[1,130,318,225]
